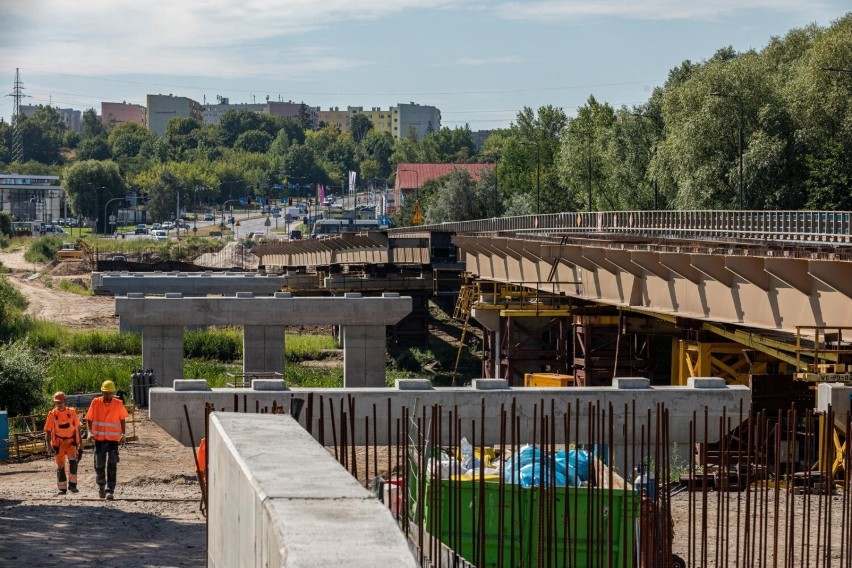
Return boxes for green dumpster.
[422,479,638,568]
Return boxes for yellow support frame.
[818,414,848,486]
[675,340,766,386]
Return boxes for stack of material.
[194,242,259,270]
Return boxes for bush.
[0,341,48,416]
[24,236,63,263]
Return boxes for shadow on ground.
[0,500,205,567]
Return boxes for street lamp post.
[710,91,744,210]
[220,199,241,233]
[104,197,124,237]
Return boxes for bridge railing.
[389,210,852,244]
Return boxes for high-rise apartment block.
[101,102,147,129]
[318,103,440,140]
[146,94,204,137]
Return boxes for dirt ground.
[0,411,206,567]
[0,248,116,329]
[0,248,204,566]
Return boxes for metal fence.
[390,210,852,245]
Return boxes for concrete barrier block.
[127,292,144,298]
[613,377,651,389]
[396,379,433,390]
[473,379,510,390]
[345,292,363,298]
[174,379,211,391]
[165,293,183,299]
[382,292,400,298]
[236,292,255,298]
[252,379,288,391]
[688,377,727,389]
[275,292,292,298]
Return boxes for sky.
[0,1,849,131]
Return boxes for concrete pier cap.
[117,294,413,390]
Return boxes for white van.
[41,225,67,235]
[151,229,168,242]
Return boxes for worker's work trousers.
[52,438,78,491]
[93,440,120,492]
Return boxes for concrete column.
[142,325,184,387]
[342,325,387,388]
[243,325,285,376]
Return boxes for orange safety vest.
[85,397,129,441]
[44,407,80,444]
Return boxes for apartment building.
[392,102,441,141]
[101,102,147,129]
[20,105,82,132]
[319,103,439,139]
[146,94,204,137]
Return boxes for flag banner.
[348,171,357,195]
[317,184,326,203]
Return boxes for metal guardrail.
[389,210,852,244]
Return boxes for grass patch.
[185,328,243,361]
[286,333,339,362]
[57,279,91,295]
[285,364,343,388]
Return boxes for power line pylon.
[9,68,24,163]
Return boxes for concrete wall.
[209,412,417,567]
[152,377,751,452]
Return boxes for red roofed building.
[392,163,494,212]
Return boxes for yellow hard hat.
[100,380,117,393]
[53,391,66,403]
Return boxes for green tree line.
[0,15,849,225]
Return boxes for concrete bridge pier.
[341,325,388,387]
[243,325,285,375]
[141,324,184,387]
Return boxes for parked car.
[204,213,214,221]
[151,229,168,241]
[162,221,174,231]
[151,223,162,230]
[135,224,148,235]
[289,230,302,240]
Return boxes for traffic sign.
[412,201,423,225]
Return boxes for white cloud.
[1,0,456,78]
[495,0,830,22]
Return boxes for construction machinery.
[56,239,93,264]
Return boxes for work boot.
[98,486,106,499]
[68,485,79,494]
[105,491,114,500]
[56,489,67,496]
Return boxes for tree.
[349,113,373,143]
[418,126,476,163]
[76,136,112,161]
[18,106,65,165]
[423,167,499,224]
[163,117,203,161]
[108,122,156,159]
[62,160,127,232]
[234,130,273,153]
[81,108,107,138]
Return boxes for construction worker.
[43,391,81,495]
[85,380,129,500]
